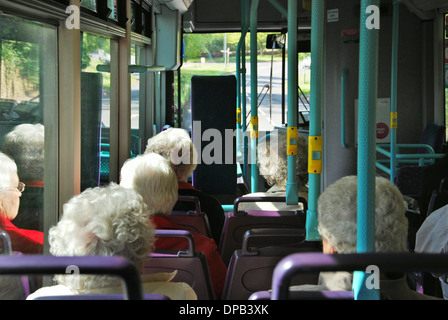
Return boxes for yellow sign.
[251,116,258,139]
[287,127,298,156]
[390,112,398,129]
[308,136,322,174]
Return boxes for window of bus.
[130,43,142,157]
[80,32,111,190]
[445,13,448,140]
[178,32,306,133]
[0,14,57,252]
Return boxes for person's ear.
[322,237,338,254]
[326,243,338,254]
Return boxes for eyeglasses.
[2,182,25,193]
[17,182,25,193]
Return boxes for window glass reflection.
[81,32,111,189]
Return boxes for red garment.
[150,215,227,299]
[0,214,43,254]
[178,182,199,191]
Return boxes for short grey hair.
[257,129,308,188]
[144,128,197,182]
[120,153,178,216]
[317,175,408,253]
[49,183,155,291]
[2,124,44,181]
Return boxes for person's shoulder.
[142,279,198,300]
[26,285,74,300]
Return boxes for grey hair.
[144,128,198,182]
[120,153,178,216]
[1,124,44,181]
[317,175,408,253]
[50,183,155,291]
[257,130,308,188]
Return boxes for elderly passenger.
[120,152,227,298]
[239,129,308,212]
[0,152,42,254]
[144,128,224,246]
[415,203,448,299]
[2,123,44,231]
[27,183,197,300]
[292,175,439,300]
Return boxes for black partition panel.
[81,72,102,191]
[191,75,237,197]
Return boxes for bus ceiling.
[182,0,311,33]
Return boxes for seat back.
[0,255,143,300]
[394,165,425,199]
[419,123,446,154]
[269,252,448,300]
[0,230,12,255]
[221,228,321,300]
[0,230,31,300]
[426,190,448,217]
[218,196,308,266]
[425,176,448,217]
[249,290,355,300]
[33,293,170,300]
[143,229,215,300]
[168,196,212,238]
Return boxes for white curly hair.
[120,152,178,216]
[49,183,155,291]
[0,152,19,218]
[1,123,44,182]
[144,128,198,182]
[317,175,409,254]
[257,129,308,188]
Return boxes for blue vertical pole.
[286,0,298,205]
[341,68,348,149]
[237,0,250,177]
[306,0,324,240]
[250,0,259,193]
[390,0,402,182]
[243,0,249,178]
[352,0,380,300]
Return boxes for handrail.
[298,86,310,108]
[354,0,381,300]
[271,252,448,300]
[154,229,196,258]
[306,0,324,241]
[236,0,249,179]
[96,64,166,73]
[376,143,446,176]
[250,0,260,193]
[241,228,306,256]
[233,196,308,215]
[286,0,298,206]
[257,84,270,107]
[0,255,143,300]
[174,195,202,215]
[341,68,348,148]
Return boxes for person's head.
[49,183,155,291]
[120,152,178,216]
[144,128,197,183]
[317,175,408,254]
[1,124,44,182]
[0,152,23,221]
[257,129,308,188]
